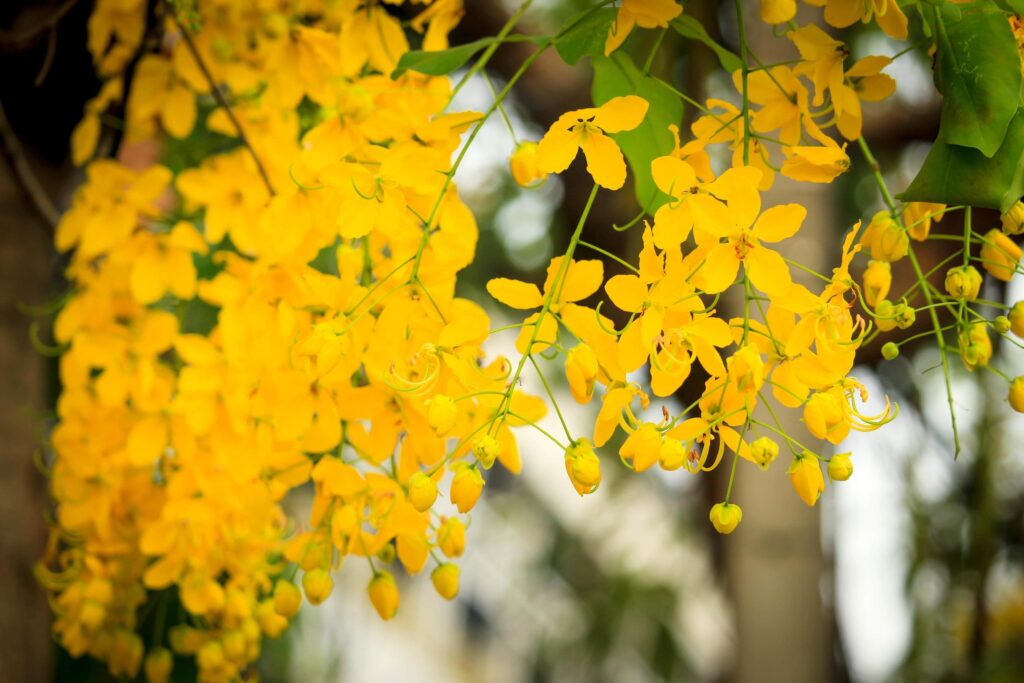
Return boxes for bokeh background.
[2,1,1024,681]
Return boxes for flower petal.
[605,274,647,313]
[486,278,544,309]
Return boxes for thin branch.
[0,0,79,51]
[174,18,275,195]
[0,98,59,232]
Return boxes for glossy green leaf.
[592,52,683,212]
[391,38,496,78]
[899,111,1024,212]
[670,15,742,73]
[933,2,1021,157]
[555,7,616,65]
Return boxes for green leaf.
[592,52,683,211]
[555,7,616,66]
[933,2,1022,157]
[670,15,742,73]
[391,38,496,78]
[899,110,1024,213]
[994,0,1024,15]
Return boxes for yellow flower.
[959,322,992,371]
[789,25,846,109]
[605,0,683,55]
[788,452,825,506]
[1009,377,1024,413]
[431,563,460,600]
[709,502,743,534]
[437,518,466,558]
[450,463,484,513]
[761,0,796,24]
[565,343,600,404]
[367,572,400,620]
[860,210,908,262]
[944,265,983,302]
[272,580,302,618]
[565,439,601,495]
[471,434,501,469]
[536,96,649,190]
[691,166,805,294]
[619,422,663,472]
[750,437,779,470]
[862,260,891,308]
[874,299,916,332]
[903,202,945,241]
[144,647,173,683]
[780,141,850,183]
[808,0,908,40]
[426,394,458,436]
[1010,301,1024,336]
[980,229,1022,282]
[740,66,814,146]
[509,141,546,187]
[302,568,333,606]
[1002,201,1024,235]
[658,438,686,471]
[406,472,439,513]
[827,453,853,482]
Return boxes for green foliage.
[391,38,498,78]
[555,7,616,65]
[671,15,741,73]
[933,1,1021,157]
[592,52,683,211]
[900,111,1024,212]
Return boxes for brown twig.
[173,17,275,195]
[0,0,79,51]
[0,98,59,233]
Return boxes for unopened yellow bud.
[788,451,825,507]
[750,436,779,470]
[994,315,1011,334]
[875,299,915,332]
[803,391,848,444]
[827,452,854,481]
[709,502,743,534]
[564,438,601,495]
[728,344,764,394]
[376,541,396,564]
[864,211,908,262]
[222,630,246,664]
[407,471,438,512]
[944,265,983,301]
[197,641,224,672]
[430,563,460,600]
[426,394,458,436]
[1011,301,1024,336]
[301,568,333,606]
[256,600,288,638]
[471,434,500,469]
[1001,200,1024,235]
[272,579,302,618]
[80,600,106,630]
[980,229,1022,282]
[958,322,992,371]
[565,343,600,404]
[1010,377,1024,412]
[658,437,686,471]
[437,517,466,558]
[509,141,546,188]
[881,342,900,360]
[144,647,173,683]
[619,422,662,472]
[862,260,891,308]
[450,463,485,513]
[368,571,400,620]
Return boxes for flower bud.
[875,299,915,332]
[1010,377,1024,413]
[301,568,333,606]
[509,141,546,188]
[1002,200,1024,235]
[1010,301,1024,336]
[958,322,992,371]
[827,452,854,481]
[658,437,686,471]
[619,422,662,472]
[80,600,106,630]
[407,471,438,512]
[750,436,779,470]
[430,563,460,600]
[272,579,302,618]
[564,438,601,496]
[862,260,891,307]
[196,641,224,672]
[368,571,400,620]
[708,502,743,534]
[565,343,600,404]
[255,600,288,638]
[994,315,1012,334]
[881,342,900,360]
[222,630,246,664]
[944,265,983,301]
[803,391,847,443]
[788,451,825,507]
[437,517,466,558]
[471,434,500,469]
[980,229,1022,282]
[144,647,173,683]
[426,394,458,436]
[903,201,945,241]
[450,463,484,513]
[864,211,908,262]
[728,344,764,394]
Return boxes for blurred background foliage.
[1,1,1023,682]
